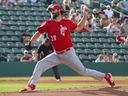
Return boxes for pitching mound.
[0,86,128,96]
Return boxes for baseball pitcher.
[21,4,115,92]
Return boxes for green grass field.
[0,76,128,92]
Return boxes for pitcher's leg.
[61,48,105,80]
[52,66,61,80]
[28,53,61,85]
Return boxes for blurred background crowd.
[0,0,128,63]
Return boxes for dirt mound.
[1,86,128,96]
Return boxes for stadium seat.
[0,10,8,15]
[111,49,120,54]
[15,42,24,47]
[8,11,17,16]
[120,44,128,49]
[94,43,104,48]
[35,16,44,21]
[11,48,22,53]
[17,21,25,26]
[34,21,41,26]
[2,15,10,20]
[103,43,112,49]
[86,43,95,48]
[108,38,115,43]
[79,54,89,60]
[81,38,90,43]
[0,48,5,54]
[19,26,27,31]
[77,43,85,48]
[90,38,99,43]
[119,49,128,54]
[88,55,97,60]
[24,11,34,16]
[0,31,5,36]
[0,42,6,48]
[102,49,112,54]
[7,42,16,48]
[19,16,28,21]
[72,32,82,37]
[26,21,35,26]
[8,21,17,25]
[2,36,11,41]
[1,26,10,31]
[75,48,85,54]
[10,26,19,31]
[124,55,128,60]
[17,11,25,16]
[72,38,82,42]
[10,16,19,21]
[84,49,94,54]
[93,49,102,54]
[99,38,109,43]
[111,43,120,49]
[15,31,23,35]
[11,36,20,41]
[90,32,98,37]
[2,48,12,54]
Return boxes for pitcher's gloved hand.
[25,41,32,50]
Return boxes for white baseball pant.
[28,47,105,85]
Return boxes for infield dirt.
[0,78,128,96]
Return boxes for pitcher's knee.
[78,68,87,76]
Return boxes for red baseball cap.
[47,4,62,12]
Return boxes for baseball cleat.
[20,84,36,92]
[105,73,115,87]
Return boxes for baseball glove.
[25,41,32,50]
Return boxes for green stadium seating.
[7,42,16,48]
[86,43,95,48]
[2,48,12,54]
[81,38,90,43]
[0,31,5,36]
[124,55,128,60]
[111,49,120,54]
[119,49,128,54]
[88,55,97,61]
[103,43,112,49]
[12,48,23,53]
[2,36,11,41]
[111,43,120,49]
[76,43,85,48]
[79,54,89,60]
[102,49,112,54]
[0,42,6,48]
[99,38,109,43]
[94,43,104,48]
[90,38,99,43]
[2,16,10,20]
[93,49,102,54]
[75,49,85,54]
[0,1,127,62]
[84,49,94,54]
[11,36,20,41]
[10,16,19,20]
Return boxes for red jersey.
[20,56,32,61]
[116,35,125,43]
[37,18,77,51]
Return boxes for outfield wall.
[0,62,128,76]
